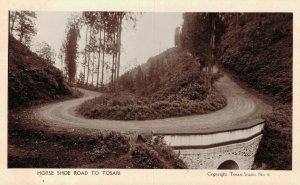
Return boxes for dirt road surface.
[35,74,272,134]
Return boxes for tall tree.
[13,11,37,46]
[96,15,103,88]
[174,26,181,47]
[83,25,88,85]
[135,65,145,94]
[65,23,80,83]
[181,13,224,94]
[9,11,19,34]
[89,29,97,85]
[82,12,98,85]
[80,11,136,89]
[35,41,56,65]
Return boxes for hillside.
[79,47,226,120]
[217,13,292,170]
[219,13,292,103]
[119,47,207,99]
[8,35,72,109]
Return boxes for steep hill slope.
[79,47,226,120]
[219,13,292,103]
[8,36,72,109]
[118,47,207,100]
[218,13,292,170]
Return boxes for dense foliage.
[65,23,80,83]
[9,11,37,46]
[217,14,292,170]
[219,13,292,103]
[180,13,225,93]
[254,104,292,170]
[8,36,72,109]
[79,90,225,120]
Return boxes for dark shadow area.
[217,160,239,170]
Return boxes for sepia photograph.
[7,11,292,171]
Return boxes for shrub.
[78,89,226,120]
[86,132,130,162]
[131,145,163,168]
[254,104,292,170]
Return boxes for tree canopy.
[9,11,37,47]
[35,42,56,65]
[65,23,80,83]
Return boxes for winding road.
[35,73,272,134]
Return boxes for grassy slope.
[79,47,226,120]
[8,35,72,109]
[219,13,292,170]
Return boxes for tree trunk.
[207,14,216,94]
[10,12,17,34]
[113,32,117,83]
[111,32,116,89]
[117,16,122,80]
[84,26,88,85]
[61,57,63,73]
[9,11,11,34]
[92,49,95,86]
[101,29,105,87]
[97,29,102,89]
[19,24,24,42]
[87,27,91,85]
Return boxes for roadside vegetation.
[78,48,226,120]
[219,13,292,103]
[8,110,186,168]
[254,104,292,170]
[8,35,74,109]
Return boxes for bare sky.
[32,12,183,82]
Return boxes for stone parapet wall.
[174,135,262,169]
[163,123,264,147]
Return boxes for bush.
[78,88,226,120]
[8,35,72,109]
[220,14,292,103]
[254,104,292,170]
[131,145,164,168]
